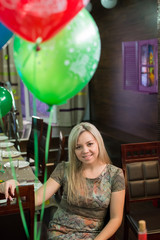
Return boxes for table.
[0,145,36,183]
[0,140,57,210]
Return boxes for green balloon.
[13,8,101,106]
[0,87,13,117]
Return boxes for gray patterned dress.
[48,162,125,240]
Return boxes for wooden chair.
[25,116,46,182]
[39,129,68,184]
[54,130,67,165]
[121,141,160,240]
[37,121,52,182]
[0,185,35,240]
[26,116,43,163]
[29,122,67,183]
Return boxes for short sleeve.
[50,161,66,185]
[111,168,125,192]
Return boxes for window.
[122,39,158,93]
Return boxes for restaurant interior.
[0,0,160,239]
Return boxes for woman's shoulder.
[50,161,70,185]
[106,164,125,191]
[50,161,69,180]
[107,163,122,171]
[106,163,123,176]
[56,161,69,167]
[55,161,69,172]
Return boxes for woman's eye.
[75,146,81,150]
[88,142,93,146]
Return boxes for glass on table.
[14,160,19,178]
[8,160,19,180]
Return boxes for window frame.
[122,38,158,94]
[138,39,158,93]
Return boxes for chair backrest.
[121,141,160,163]
[121,141,160,210]
[55,130,67,164]
[26,116,43,161]
[38,121,52,182]
[0,185,35,240]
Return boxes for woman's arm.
[94,189,125,240]
[0,177,61,206]
[35,178,61,206]
[35,177,60,206]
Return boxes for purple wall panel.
[122,41,138,91]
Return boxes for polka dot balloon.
[13,8,101,106]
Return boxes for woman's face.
[75,131,99,165]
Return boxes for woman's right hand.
[0,179,19,200]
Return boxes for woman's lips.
[83,154,92,160]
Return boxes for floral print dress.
[48,162,125,240]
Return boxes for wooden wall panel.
[89,0,158,142]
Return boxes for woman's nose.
[82,146,89,153]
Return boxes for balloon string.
[33,50,38,179]
[32,48,52,240]
[36,106,53,240]
[31,50,42,240]
[32,96,40,240]
[32,95,38,180]
[8,154,29,239]
[15,184,30,239]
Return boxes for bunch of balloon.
[0,22,13,49]
[13,8,101,107]
[7,4,101,239]
[0,87,13,118]
[0,0,89,43]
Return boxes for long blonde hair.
[67,122,111,205]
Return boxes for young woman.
[0,122,125,240]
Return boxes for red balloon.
[0,0,89,43]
